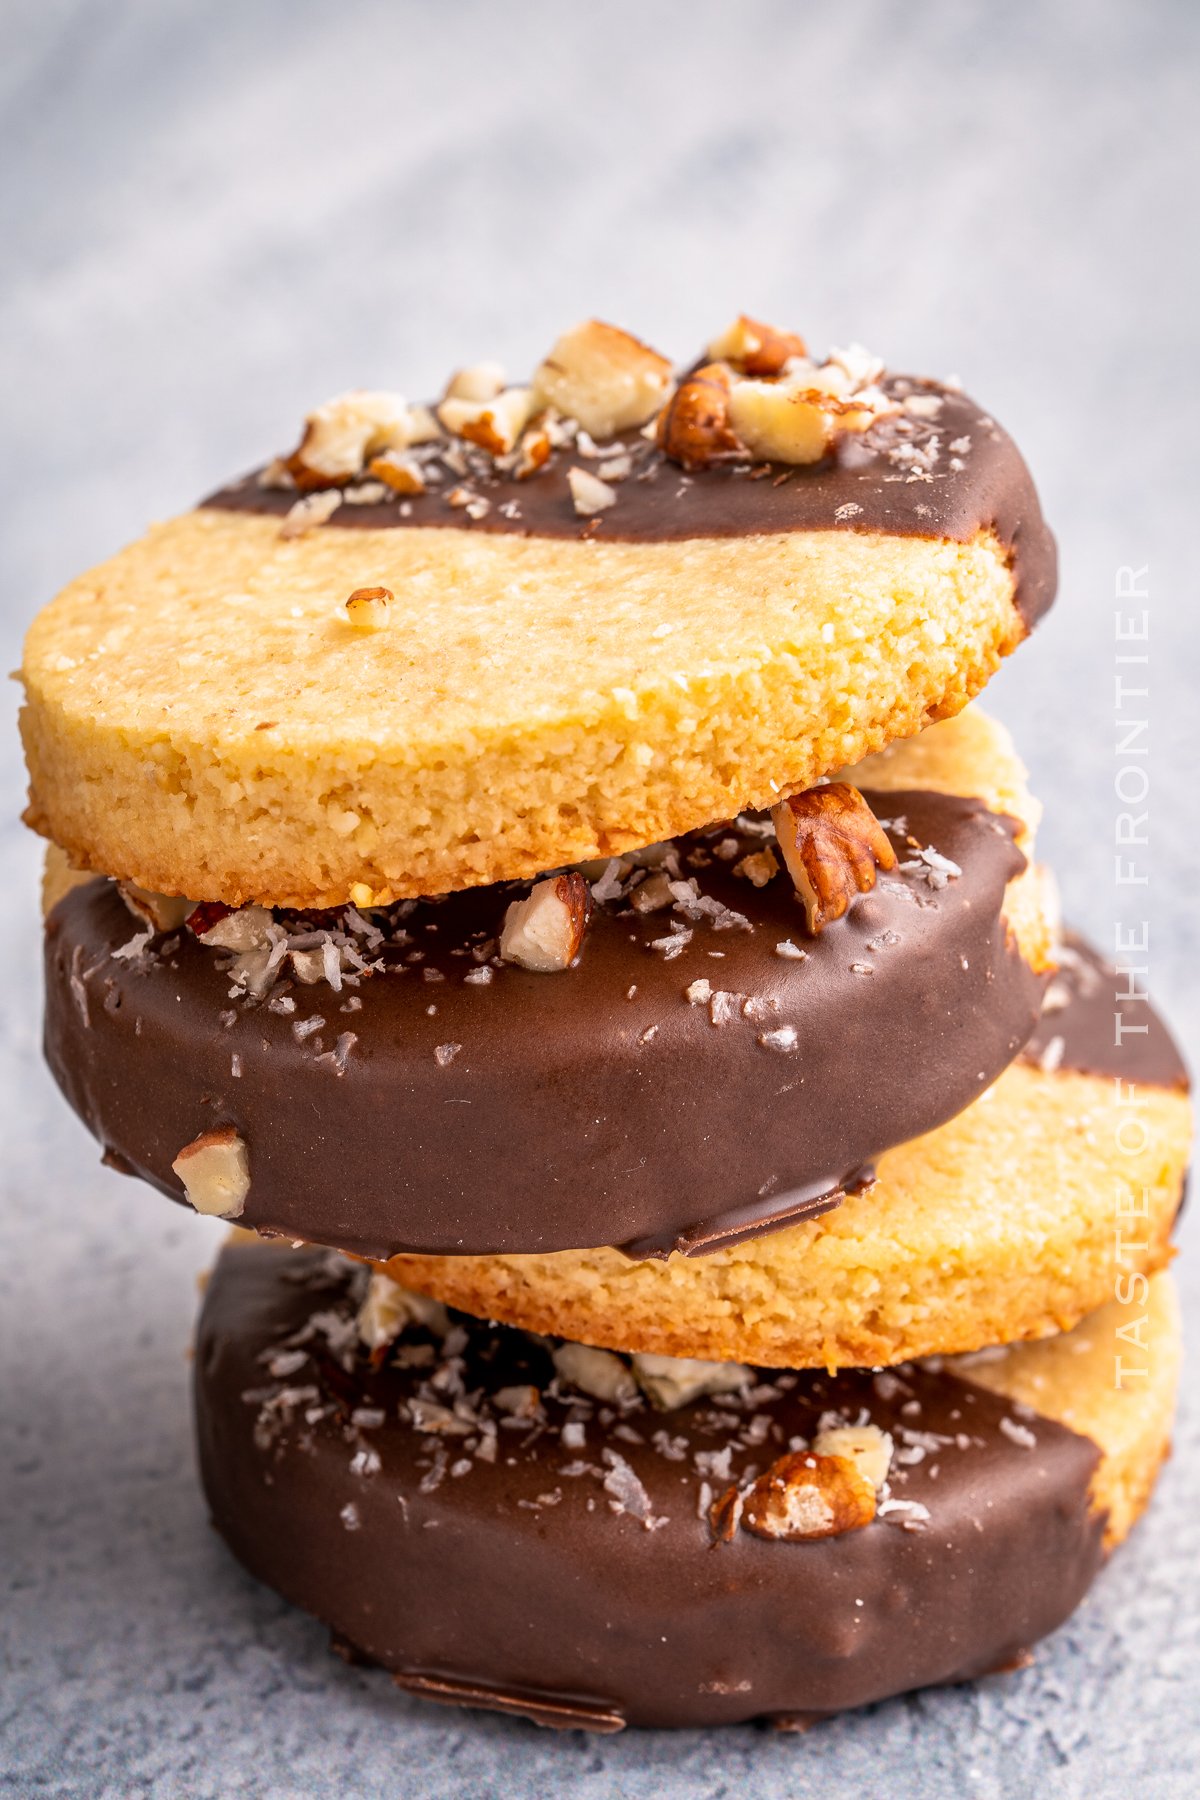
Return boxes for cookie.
[194,1236,1177,1732]
[43,711,1053,1258]
[377,938,1191,1366]
[20,321,1055,908]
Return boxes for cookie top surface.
[43,713,1050,1259]
[194,1238,1175,1730]
[20,319,1056,907]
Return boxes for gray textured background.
[1,2,1197,1795]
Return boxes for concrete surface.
[1,2,1197,1795]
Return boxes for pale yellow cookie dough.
[377,1060,1190,1371]
[21,505,1029,907]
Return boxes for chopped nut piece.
[566,466,617,517]
[285,390,418,488]
[532,320,674,437]
[812,1423,894,1491]
[189,904,273,952]
[358,1271,450,1350]
[514,425,553,479]
[727,378,835,464]
[500,872,592,971]
[707,315,808,376]
[280,490,341,537]
[171,1125,250,1219]
[438,386,536,456]
[770,784,897,934]
[730,1451,877,1542]
[443,361,507,403]
[630,870,675,914]
[368,450,427,495]
[117,883,193,933]
[656,363,743,468]
[405,404,442,445]
[494,1384,543,1418]
[631,1353,752,1411]
[553,1341,637,1404]
[345,586,392,631]
[732,847,778,887]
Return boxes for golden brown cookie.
[19,322,1055,907]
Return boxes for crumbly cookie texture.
[21,510,1025,907]
[376,1059,1190,1370]
[20,304,1054,908]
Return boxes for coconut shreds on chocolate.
[235,1253,1041,1547]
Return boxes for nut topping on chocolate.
[707,315,809,377]
[250,314,923,530]
[284,390,422,490]
[655,363,741,469]
[117,882,193,934]
[566,467,617,516]
[437,386,536,457]
[171,1124,250,1219]
[713,1450,878,1544]
[771,783,898,935]
[812,1422,894,1491]
[531,319,674,438]
[499,871,592,971]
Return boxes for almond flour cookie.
[193,1235,1178,1732]
[377,938,1191,1366]
[19,319,1056,909]
[43,712,1053,1258]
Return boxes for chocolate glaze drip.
[201,377,1057,629]
[44,791,1044,1259]
[1023,932,1190,1090]
[194,1241,1105,1732]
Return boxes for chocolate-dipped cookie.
[194,1237,1178,1732]
[43,712,1053,1258]
[375,934,1192,1365]
[19,317,1055,909]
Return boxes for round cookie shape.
[44,789,1044,1259]
[193,1239,1178,1732]
[382,936,1190,1365]
[20,374,1056,909]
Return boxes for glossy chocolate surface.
[44,791,1043,1257]
[1023,931,1189,1090]
[194,1240,1105,1731]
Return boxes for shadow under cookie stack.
[22,316,1192,1732]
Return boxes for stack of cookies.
[22,317,1191,1731]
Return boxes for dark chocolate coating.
[203,377,1057,629]
[1023,932,1189,1090]
[194,1241,1105,1732]
[44,791,1044,1258]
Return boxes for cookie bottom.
[194,1240,1177,1731]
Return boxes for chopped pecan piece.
[770,783,897,934]
[345,586,392,631]
[656,363,743,468]
[532,320,674,437]
[500,871,593,971]
[284,390,417,489]
[732,1451,877,1541]
[707,315,808,376]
